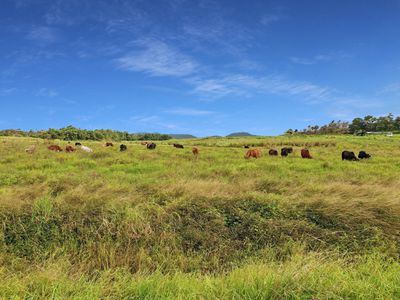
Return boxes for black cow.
[75,142,82,146]
[342,151,358,161]
[147,143,156,150]
[120,144,127,152]
[281,147,293,157]
[358,151,371,159]
[244,145,250,149]
[173,143,184,149]
[282,147,293,153]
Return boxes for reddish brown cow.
[48,145,63,152]
[192,147,199,156]
[269,149,278,156]
[66,146,76,153]
[301,149,312,159]
[105,142,114,147]
[245,149,261,159]
[140,142,148,145]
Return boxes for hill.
[168,134,197,139]
[1,135,399,298]
[226,132,256,137]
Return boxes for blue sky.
[1,0,400,136]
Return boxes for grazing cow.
[281,148,292,157]
[66,146,76,153]
[192,147,199,156]
[301,149,312,159]
[120,144,127,152]
[342,151,358,161]
[282,147,293,154]
[80,145,93,153]
[48,145,63,152]
[75,142,82,146]
[147,143,156,150]
[244,145,250,149]
[269,149,278,156]
[173,143,184,149]
[25,145,36,154]
[105,142,114,147]
[358,151,371,159]
[245,149,261,159]
[140,142,148,145]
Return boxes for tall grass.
[1,135,400,298]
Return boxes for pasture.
[1,135,400,299]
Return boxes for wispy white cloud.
[14,0,35,8]
[129,115,179,130]
[290,55,332,65]
[27,26,58,43]
[35,88,58,98]
[381,82,400,94]
[130,115,160,123]
[44,0,151,31]
[290,52,352,65]
[116,39,198,77]
[181,13,252,59]
[187,74,332,102]
[187,77,246,98]
[0,88,17,96]
[260,14,281,26]
[164,108,214,116]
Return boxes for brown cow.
[105,142,114,147]
[66,146,76,153]
[192,147,199,156]
[140,142,148,145]
[48,145,63,152]
[269,149,278,156]
[301,149,312,159]
[245,149,261,159]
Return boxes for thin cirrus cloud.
[115,39,198,77]
[113,37,365,111]
[290,54,332,65]
[27,26,58,43]
[164,108,215,116]
[35,88,58,98]
[381,82,400,94]
[187,74,332,102]
[129,115,178,130]
[0,88,18,96]
[112,36,334,103]
[260,14,282,26]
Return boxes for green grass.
[1,135,400,299]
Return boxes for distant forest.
[287,114,400,135]
[0,126,171,141]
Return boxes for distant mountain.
[226,132,256,137]
[168,134,197,139]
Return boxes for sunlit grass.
[0,135,399,298]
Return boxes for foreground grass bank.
[1,135,399,298]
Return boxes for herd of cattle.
[244,146,371,161]
[24,140,371,161]
[25,141,200,156]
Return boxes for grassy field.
[1,135,400,299]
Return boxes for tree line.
[287,114,400,135]
[0,126,172,141]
